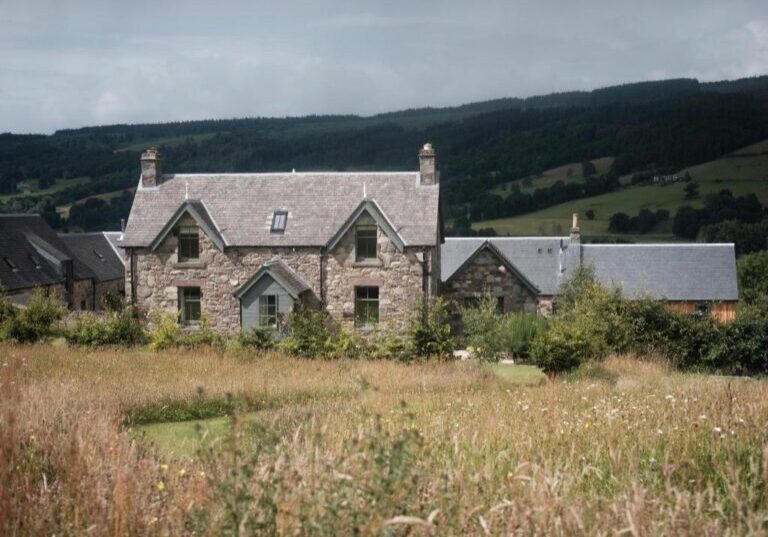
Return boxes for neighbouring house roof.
[441,237,574,295]
[58,232,125,283]
[103,232,126,262]
[442,238,739,302]
[582,244,739,301]
[234,259,311,300]
[0,214,78,292]
[123,172,439,248]
[443,240,540,294]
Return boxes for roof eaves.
[326,199,405,253]
[148,199,225,252]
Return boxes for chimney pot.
[140,147,164,188]
[570,212,581,240]
[418,143,437,185]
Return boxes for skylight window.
[271,211,288,233]
[4,257,19,272]
[93,249,105,262]
[28,254,42,269]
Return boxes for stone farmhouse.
[0,214,125,309]
[122,146,738,334]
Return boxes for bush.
[501,313,547,359]
[408,298,454,359]
[280,307,333,358]
[147,312,223,350]
[704,318,768,375]
[372,332,412,362]
[460,296,501,361]
[237,327,275,350]
[65,308,145,347]
[529,321,591,374]
[1,290,66,343]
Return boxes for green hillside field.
[474,141,768,241]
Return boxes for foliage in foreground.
[460,296,546,361]
[2,347,768,535]
[530,264,768,375]
[65,308,145,347]
[0,290,66,343]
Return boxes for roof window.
[271,211,288,233]
[93,249,105,262]
[4,257,19,272]
[28,254,42,269]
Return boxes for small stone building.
[122,145,441,335]
[441,215,739,323]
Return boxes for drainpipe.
[420,247,430,320]
[129,247,137,305]
[319,247,327,305]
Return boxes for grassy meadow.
[476,140,768,240]
[1,343,767,535]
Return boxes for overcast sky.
[1,0,767,134]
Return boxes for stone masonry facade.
[127,213,435,335]
[441,249,538,313]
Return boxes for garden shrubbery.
[529,265,768,375]
[460,296,545,361]
[0,291,66,343]
[65,308,145,347]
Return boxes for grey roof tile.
[582,244,738,301]
[123,172,439,248]
[58,233,125,283]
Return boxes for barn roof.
[123,172,439,248]
[58,232,125,283]
[442,238,739,301]
[582,244,739,301]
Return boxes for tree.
[738,251,768,305]
[684,181,699,199]
[608,212,632,233]
[581,160,597,178]
[585,209,595,220]
[672,206,703,239]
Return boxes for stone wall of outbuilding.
[441,249,538,313]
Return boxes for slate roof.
[103,232,126,262]
[0,214,77,292]
[442,238,739,301]
[58,233,125,283]
[441,237,574,295]
[123,172,439,248]
[582,244,738,301]
[234,259,311,299]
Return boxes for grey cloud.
[0,0,766,133]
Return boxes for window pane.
[259,295,278,327]
[354,286,379,326]
[271,211,288,232]
[179,287,201,322]
[356,226,377,261]
[179,226,199,261]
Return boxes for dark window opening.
[497,296,505,314]
[80,299,87,310]
[354,286,379,327]
[355,226,377,261]
[271,211,288,233]
[259,295,278,327]
[694,302,711,319]
[179,287,201,323]
[178,225,199,261]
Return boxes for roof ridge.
[164,171,420,178]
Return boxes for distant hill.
[1,75,768,232]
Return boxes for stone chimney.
[140,147,164,188]
[570,212,581,241]
[419,143,437,185]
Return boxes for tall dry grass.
[1,344,767,535]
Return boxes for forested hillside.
[1,76,768,235]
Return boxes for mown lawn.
[2,344,767,535]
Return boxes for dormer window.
[178,225,199,261]
[271,211,288,233]
[355,226,377,262]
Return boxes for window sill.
[173,261,206,269]
[352,259,383,268]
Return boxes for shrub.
[280,307,333,358]
[408,298,454,359]
[65,308,145,347]
[327,328,367,360]
[1,290,66,343]
[704,318,768,375]
[529,316,602,374]
[372,332,412,362]
[501,313,547,359]
[237,327,275,350]
[147,312,182,350]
